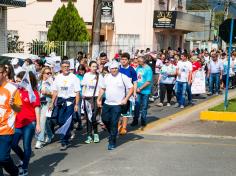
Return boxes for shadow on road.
[29,152,67,176]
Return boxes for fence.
[28,41,152,59]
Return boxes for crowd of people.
[1,47,236,176]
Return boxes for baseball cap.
[109,61,119,69]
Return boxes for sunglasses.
[44,72,52,75]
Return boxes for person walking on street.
[50,60,80,150]
[97,61,134,150]
[11,71,41,176]
[82,61,104,144]
[0,65,22,176]
[131,55,153,128]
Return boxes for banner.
[191,70,206,94]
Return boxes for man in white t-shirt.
[207,52,223,95]
[50,60,81,150]
[175,53,192,109]
[97,61,133,150]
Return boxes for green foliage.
[214,11,224,30]
[47,0,90,42]
[187,0,210,10]
[209,99,236,112]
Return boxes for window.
[117,34,140,53]
[38,31,48,42]
[125,0,142,3]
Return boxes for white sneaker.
[157,103,163,107]
[174,103,179,108]
[149,97,155,102]
[180,105,184,109]
[35,141,44,149]
[167,103,171,107]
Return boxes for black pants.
[159,83,174,103]
[83,98,99,136]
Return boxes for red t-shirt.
[15,89,40,128]
[192,61,201,72]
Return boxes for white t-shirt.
[52,73,81,99]
[101,73,133,105]
[81,72,104,97]
[208,59,223,74]
[155,59,163,74]
[176,60,192,82]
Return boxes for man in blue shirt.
[118,53,137,134]
[131,55,153,128]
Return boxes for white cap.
[11,58,19,65]
[109,61,119,69]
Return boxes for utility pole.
[91,0,102,59]
[221,0,230,50]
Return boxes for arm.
[74,92,80,112]
[97,88,105,107]
[35,106,41,134]
[49,90,58,110]
[10,90,22,113]
[121,86,134,105]
[188,71,192,84]
[133,82,137,98]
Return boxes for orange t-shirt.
[0,82,22,135]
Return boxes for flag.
[55,115,73,136]
[18,71,36,103]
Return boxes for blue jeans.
[175,81,187,106]
[0,135,18,176]
[134,93,150,123]
[209,73,220,94]
[11,122,36,170]
[37,103,53,142]
[101,104,121,145]
[186,83,192,104]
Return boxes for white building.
[0,0,26,55]
[7,0,205,57]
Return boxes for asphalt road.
[7,92,236,176]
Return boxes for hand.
[74,105,78,112]
[137,88,141,93]
[35,124,41,134]
[220,75,222,80]
[48,103,54,111]
[133,92,137,99]
[97,99,102,108]
[9,97,14,106]
[120,98,128,105]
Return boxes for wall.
[0,6,7,55]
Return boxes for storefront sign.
[101,0,113,23]
[0,0,26,7]
[153,11,177,28]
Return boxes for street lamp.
[209,2,221,41]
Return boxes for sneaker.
[85,136,93,144]
[180,105,184,109]
[18,169,28,176]
[93,134,100,143]
[174,103,179,108]
[130,120,138,127]
[17,162,23,175]
[167,103,171,107]
[215,92,219,95]
[70,129,76,140]
[45,135,54,144]
[107,144,116,150]
[149,97,155,102]
[35,141,44,149]
[157,103,163,107]
[60,144,68,151]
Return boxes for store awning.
[153,11,205,33]
[0,0,26,7]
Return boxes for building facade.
[7,0,204,57]
[0,0,26,55]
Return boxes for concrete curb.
[200,111,236,122]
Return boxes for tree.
[7,33,24,53]
[47,0,90,41]
[186,0,210,10]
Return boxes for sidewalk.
[139,90,236,138]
